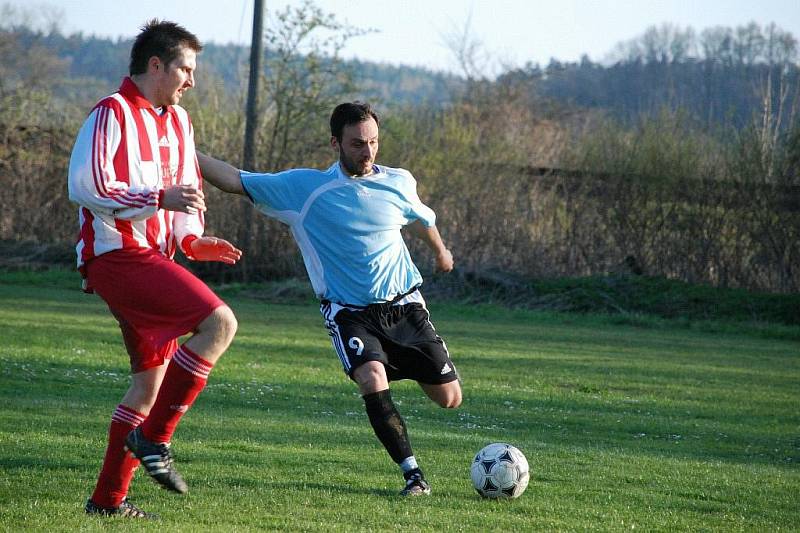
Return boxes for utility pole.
[240,0,264,281]
[243,0,264,171]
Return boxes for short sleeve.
[241,169,307,214]
[399,171,436,227]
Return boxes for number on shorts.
[348,336,364,356]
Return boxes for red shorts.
[85,248,225,373]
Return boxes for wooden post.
[243,0,264,171]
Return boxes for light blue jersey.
[241,163,436,306]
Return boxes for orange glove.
[182,236,242,264]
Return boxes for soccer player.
[197,102,462,496]
[68,20,242,518]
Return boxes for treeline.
[501,22,800,129]
[0,23,460,112]
[2,16,798,127]
[1,4,798,293]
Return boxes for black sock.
[363,389,414,465]
[403,468,423,481]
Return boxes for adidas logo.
[158,136,170,147]
[170,404,189,413]
[440,363,452,375]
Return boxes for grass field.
[0,270,798,531]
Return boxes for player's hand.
[435,248,454,272]
[161,185,206,214]
[190,236,242,264]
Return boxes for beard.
[339,149,373,177]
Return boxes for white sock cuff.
[400,456,419,473]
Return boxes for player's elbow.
[67,180,84,205]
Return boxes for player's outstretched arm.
[197,151,245,195]
[407,220,454,272]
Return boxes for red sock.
[139,345,213,444]
[91,405,145,508]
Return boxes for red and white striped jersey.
[68,77,204,271]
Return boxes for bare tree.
[441,10,491,81]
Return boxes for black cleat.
[85,498,158,519]
[125,427,188,494]
[400,469,432,496]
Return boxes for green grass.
[427,269,800,327]
[0,270,798,531]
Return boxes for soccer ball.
[470,442,529,499]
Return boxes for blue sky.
[7,0,799,74]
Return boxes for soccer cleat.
[124,427,188,494]
[400,470,432,496]
[85,498,158,519]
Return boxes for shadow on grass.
[218,479,397,497]
[2,354,797,472]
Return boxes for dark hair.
[330,102,380,141]
[129,19,202,75]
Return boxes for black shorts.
[320,290,458,384]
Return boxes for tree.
[228,0,367,281]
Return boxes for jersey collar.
[332,162,384,180]
[119,77,171,115]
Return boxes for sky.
[7,0,800,74]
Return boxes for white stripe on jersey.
[321,302,352,374]
[70,79,204,269]
[318,295,432,375]
[290,217,327,301]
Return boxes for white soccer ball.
[470,442,530,499]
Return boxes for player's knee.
[362,367,382,385]
[441,392,462,409]
[435,385,462,408]
[222,306,238,338]
[353,361,388,394]
[210,305,238,343]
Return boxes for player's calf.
[420,381,462,408]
